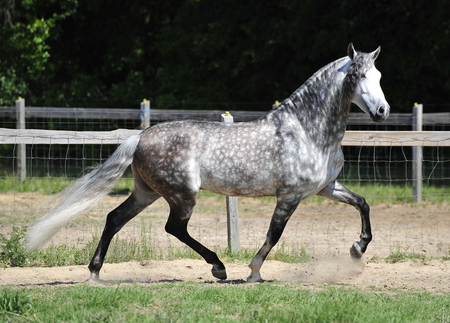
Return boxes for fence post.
[140,99,150,129]
[412,103,423,202]
[16,97,26,182]
[221,111,240,253]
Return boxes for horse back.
[134,116,343,199]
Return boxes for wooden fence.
[2,100,450,252]
[2,100,450,195]
[2,128,450,146]
[1,126,450,251]
[2,100,450,125]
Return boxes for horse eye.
[361,74,367,79]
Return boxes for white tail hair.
[25,134,141,251]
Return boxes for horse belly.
[200,167,277,197]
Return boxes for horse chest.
[278,143,344,198]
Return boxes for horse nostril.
[378,106,385,115]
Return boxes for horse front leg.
[317,180,372,259]
[248,195,301,283]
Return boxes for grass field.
[0,177,449,205]
[0,178,449,322]
[1,282,449,322]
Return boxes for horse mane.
[341,51,376,100]
[275,57,347,113]
[275,52,375,116]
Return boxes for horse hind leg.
[247,195,301,283]
[164,195,227,280]
[317,180,372,260]
[87,166,161,283]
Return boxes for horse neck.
[279,57,352,145]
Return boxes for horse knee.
[165,221,187,238]
[103,210,124,235]
[165,204,193,238]
[164,222,175,235]
[360,199,370,215]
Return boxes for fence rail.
[0,128,139,144]
[2,105,450,125]
[2,128,450,146]
[1,101,449,257]
[1,100,449,205]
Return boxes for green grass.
[2,223,449,271]
[0,177,134,195]
[0,177,74,195]
[385,245,428,264]
[309,183,450,205]
[0,283,449,322]
[0,228,449,323]
[0,225,311,269]
[0,178,449,322]
[0,289,32,318]
[0,177,448,268]
[0,177,449,205]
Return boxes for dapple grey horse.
[26,43,390,283]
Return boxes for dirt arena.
[0,193,449,292]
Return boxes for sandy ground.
[0,193,449,292]
[1,258,449,293]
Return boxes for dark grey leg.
[164,196,227,280]
[317,180,372,259]
[87,190,160,283]
[247,195,301,282]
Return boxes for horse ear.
[371,46,381,60]
[348,43,357,60]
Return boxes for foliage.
[0,226,27,267]
[0,224,311,269]
[0,0,77,106]
[1,0,450,110]
[32,244,89,267]
[154,0,450,111]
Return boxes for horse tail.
[25,134,141,251]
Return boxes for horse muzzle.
[370,104,390,123]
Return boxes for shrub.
[0,226,28,267]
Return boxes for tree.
[0,0,77,105]
[37,0,184,107]
[2,0,450,111]
[155,0,450,112]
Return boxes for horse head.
[348,43,390,123]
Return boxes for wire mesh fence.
[0,104,449,259]
[0,138,449,259]
[0,190,449,258]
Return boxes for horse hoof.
[85,273,100,284]
[211,267,227,280]
[350,241,363,260]
[247,274,263,283]
[85,277,100,284]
